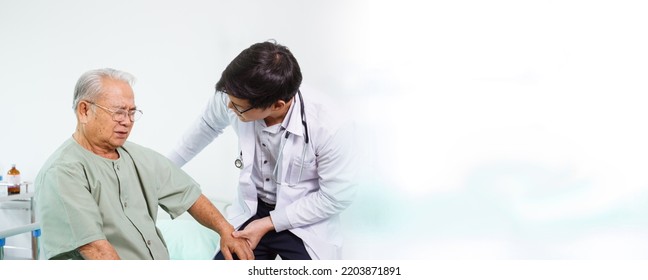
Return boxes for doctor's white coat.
[168,90,357,259]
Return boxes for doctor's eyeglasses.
[218,89,256,114]
[230,101,256,115]
[85,100,143,122]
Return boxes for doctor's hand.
[219,230,255,260]
[232,216,275,250]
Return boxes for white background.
[1,0,648,259]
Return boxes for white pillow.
[157,217,220,260]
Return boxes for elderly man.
[35,68,253,260]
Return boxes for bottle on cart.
[7,163,21,195]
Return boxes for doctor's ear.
[271,100,287,111]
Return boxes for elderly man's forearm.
[78,239,120,260]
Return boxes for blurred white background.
[1,0,648,259]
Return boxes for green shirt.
[35,138,202,259]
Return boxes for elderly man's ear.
[77,102,91,124]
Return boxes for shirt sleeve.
[36,163,106,259]
[153,151,203,219]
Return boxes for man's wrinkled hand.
[219,231,254,260]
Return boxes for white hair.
[72,68,136,110]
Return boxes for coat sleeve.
[167,92,232,166]
[271,119,358,232]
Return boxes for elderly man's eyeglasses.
[85,100,143,122]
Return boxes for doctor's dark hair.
[72,68,135,110]
[215,40,302,109]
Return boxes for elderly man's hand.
[219,229,255,260]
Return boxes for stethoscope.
[234,90,310,187]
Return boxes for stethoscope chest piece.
[234,158,243,169]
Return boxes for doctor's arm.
[240,123,358,237]
[231,216,275,250]
[277,124,357,232]
[168,93,231,166]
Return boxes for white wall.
[2,0,648,259]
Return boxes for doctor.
[168,41,357,260]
